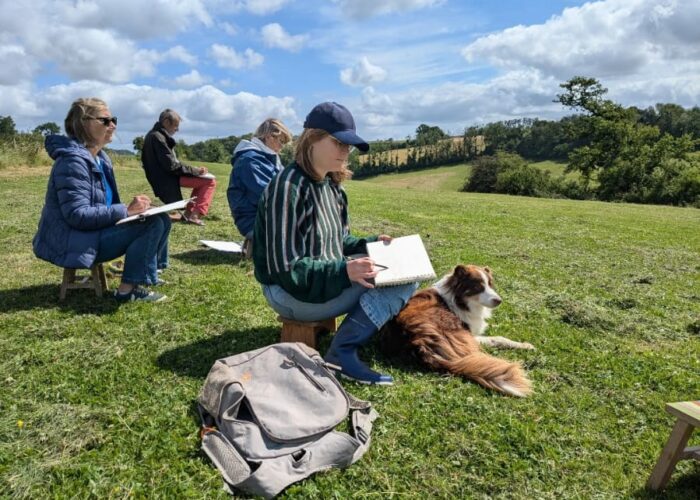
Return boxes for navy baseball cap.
[303,102,369,152]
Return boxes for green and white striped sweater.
[253,162,376,303]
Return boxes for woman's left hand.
[377,234,392,243]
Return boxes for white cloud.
[61,0,213,39]
[209,44,264,70]
[0,80,298,147]
[0,45,36,85]
[220,21,238,36]
[241,0,289,15]
[205,0,289,15]
[312,14,479,89]
[340,57,388,87]
[0,0,201,84]
[332,0,444,20]
[355,70,564,136]
[0,0,212,41]
[32,29,197,84]
[462,0,700,80]
[162,46,198,66]
[261,23,308,52]
[173,70,208,88]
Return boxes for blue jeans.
[262,282,418,329]
[95,214,171,286]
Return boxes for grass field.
[1,159,699,498]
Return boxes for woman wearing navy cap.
[253,102,417,385]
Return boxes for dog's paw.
[520,342,536,350]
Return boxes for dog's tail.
[443,350,533,397]
[398,310,533,397]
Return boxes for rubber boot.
[325,305,393,385]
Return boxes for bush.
[462,152,527,192]
[494,164,554,197]
[0,133,48,169]
[550,176,593,200]
[651,157,700,206]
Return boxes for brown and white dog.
[382,265,534,397]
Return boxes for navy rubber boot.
[325,305,393,385]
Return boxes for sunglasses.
[87,116,118,126]
[330,136,355,154]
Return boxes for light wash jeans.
[262,281,418,329]
[95,213,171,286]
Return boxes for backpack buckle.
[355,426,369,444]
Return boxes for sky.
[1,0,699,150]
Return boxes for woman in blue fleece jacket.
[227,118,292,256]
[33,97,171,303]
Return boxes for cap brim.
[332,130,369,153]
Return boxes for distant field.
[360,163,471,191]
[1,160,698,498]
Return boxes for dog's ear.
[483,266,495,286]
[453,264,468,277]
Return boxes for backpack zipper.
[284,355,327,393]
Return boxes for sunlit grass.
[0,160,698,498]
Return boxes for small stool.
[59,263,108,300]
[278,316,337,349]
[647,400,700,490]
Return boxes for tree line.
[2,76,698,205]
[462,77,699,206]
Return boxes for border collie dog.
[382,265,534,397]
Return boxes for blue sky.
[1,0,699,150]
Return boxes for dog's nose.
[492,296,502,307]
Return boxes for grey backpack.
[197,342,379,498]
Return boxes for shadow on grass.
[172,248,243,266]
[0,283,119,314]
[156,326,279,378]
[631,469,700,499]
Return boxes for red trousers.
[180,176,216,216]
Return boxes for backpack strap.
[198,399,379,498]
[349,406,379,463]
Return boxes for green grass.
[361,163,471,192]
[1,159,699,498]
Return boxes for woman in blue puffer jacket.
[227,118,292,257]
[33,97,171,303]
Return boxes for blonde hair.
[64,97,108,147]
[294,128,352,184]
[255,118,292,145]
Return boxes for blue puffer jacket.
[33,135,127,269]
[227,138,282,237]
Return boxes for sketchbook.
[366,234,436,287]
[116,198,193,225]
[199,240,243,253]
[194,172,216,180]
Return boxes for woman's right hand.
[126,195,151,216]
[346,257,378,289]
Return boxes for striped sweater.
[253,162,376,303]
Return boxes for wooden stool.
[59,263,108,300]
[647,400,700,490]
[278,316,337,349]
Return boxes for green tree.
[33,122,61,137]
[556,76,696,203]
[414,124,446,146]
[0,116,17,137]
[132,136,144,154]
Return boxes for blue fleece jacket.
[33,135,127,268]
[227,138,282,237]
